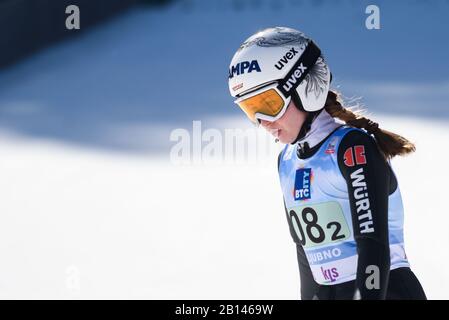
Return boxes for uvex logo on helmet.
[228,60,261,79]
[274,47,299,70]
[282,63,307,92]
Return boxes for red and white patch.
[325,143,335,154]
[325,137,338,154]
[232,83,243,91]
[343,145,366,167]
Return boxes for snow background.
[0,0,448,299]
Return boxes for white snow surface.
[0,115,448,299]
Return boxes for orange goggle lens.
[236,89,285,122]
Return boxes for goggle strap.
[277,40,322,97]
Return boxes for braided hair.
[324,90,416,159]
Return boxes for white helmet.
[228,27,331,122]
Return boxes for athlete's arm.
[282,199,319,299]
[337,130,391,299]
[278,151,319,300]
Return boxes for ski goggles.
[233,40,322,123]
[233,82,291,123]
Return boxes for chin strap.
[290,110,321,145]
[289,89,321,145]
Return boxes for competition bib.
[288,201,350,248]
[278,126,410,285]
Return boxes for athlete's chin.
[278,132,294,144]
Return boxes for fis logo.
[275,47,299,70]
[321,266,339,283]
[325,137,339,154]
[228,60,261,79]
[294,168,312,200]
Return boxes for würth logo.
[275,47,299,70]
[350,167,375,234]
